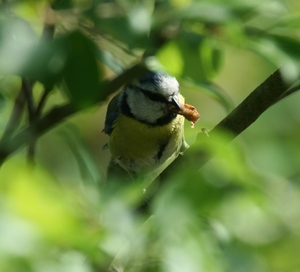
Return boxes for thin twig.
[28,87,51,163]
[1,85,26,141]
[22,78,35,122]
[36,88,50,117]
[21,78,36,164]
[273,84,300,105]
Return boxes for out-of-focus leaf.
[0,92,6,112]
[177,2,233,24]
[95,4,150,49]
[0,164,86,246]
[19,39,66,89]
[199,38,223,80]
[96,17,136,49]
[63,31,101,109]
[128,4,151,36]
[178,32,205,81]
[177,33,223,82]
[58,123,102,185]
[0,18,37,75]
[98,50,124,74]
[193,82,234,112]
[0,18,67,89]
[269,34,300,61]
[249,35,300,82]
[52,0,73,10]
[156,41,184,77]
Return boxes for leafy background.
[1,0,300,271]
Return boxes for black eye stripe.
[134,86,167,103]
[143,91,166,102]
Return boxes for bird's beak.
[168,95,180,110]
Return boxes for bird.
[103,72,188,180]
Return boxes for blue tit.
[103,72,188,179]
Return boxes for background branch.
[26,17,56,165]
[1,85,26,141]
[22,78,35,123]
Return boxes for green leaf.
[270,34,300,60]
[63,31,101,109]
[199,38,223,80]
[96,17,135,48]
[0,92,6,112]
[51,0,73,10]
[0,18,38,75]
[19,39,66,89]
[195,82,234,112]
[98,50,124,74]
[95,4,150,49]
[0,18,67,89]
[156,41,184,76]
[176,33,223,83]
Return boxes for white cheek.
[126,91,167,123]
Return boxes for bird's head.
[122,72,181,125]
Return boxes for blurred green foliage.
[0,0,300,271]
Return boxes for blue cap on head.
[134,72,179,96]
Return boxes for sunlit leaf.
[170,33,224,83]
[199,38,223,80]
[156,41,184,76]
[6,174,83,243]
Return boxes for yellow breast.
[109,114,184,174]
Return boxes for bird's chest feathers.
[109,114,183,172]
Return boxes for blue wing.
[103,92,121,135]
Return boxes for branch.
[1,85,26,141]
[0,62,149,165]
[273,83,300,104]
[160,69,287,180]
[27,15,56,165]
[36,88,51,116]
[22,78,35,122]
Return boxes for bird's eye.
[140,89,167,103]
[134,86,167,103]
[144,91,160,101]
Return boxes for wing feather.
[103,93,122,135]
